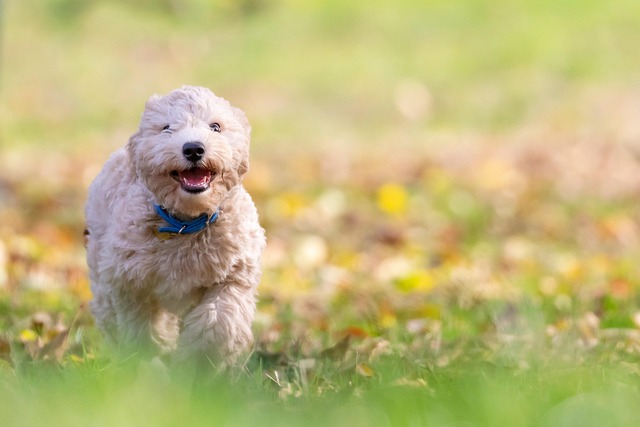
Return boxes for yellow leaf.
[19,329,38,342]
[69,354,84,364]
[377,183,408,215]
[380,311,397,329]
[271,192,307,218]
[356,363,375,377]
[395,270,436,293]
[69,276,93,302]
[417,303,442,319]
[555,254,582,281]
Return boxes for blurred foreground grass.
[3,0,640,426]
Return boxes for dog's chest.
[125,228,238,299]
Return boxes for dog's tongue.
[179,168,211,189]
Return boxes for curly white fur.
[85,86,265,365]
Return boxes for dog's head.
[127,86,251,218]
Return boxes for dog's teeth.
[178,167,211,192]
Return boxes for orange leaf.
[356,363,374,377]
[340,326,369,339]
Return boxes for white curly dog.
[85,86,265,366]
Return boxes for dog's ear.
[232,106,251,138]
[144,94,163,112]
[231,106,251,178]
[126,130,141,173]
[125,94,162,173]
[237,154,249,178]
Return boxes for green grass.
[2,339,640,427]
[3,285,640,426]
[4,0,640,425]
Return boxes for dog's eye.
[209,122,221,133]
[162,125,171,131]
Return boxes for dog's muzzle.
[182,141,205,162]
[168,141,214,194]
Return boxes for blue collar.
[154,205,219,235]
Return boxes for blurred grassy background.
[2,0,640,242]
[3,1,640,425]
[4,0,640,152]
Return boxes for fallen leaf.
[319,335,351,361]
[610,279,631,299]
[392,377,428,388]
[340,326,369,339]
[37,328,69,362]
[0,336,11,363]
[355,363,374,377]
[19,329,38,343]
[395,270,436,293]
[31,312,52,336]
[68,354,84,364]
[376,183,408,216]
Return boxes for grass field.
[3,1,640,426]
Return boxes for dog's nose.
[182,141,205,162]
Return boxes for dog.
[85,86,265,367]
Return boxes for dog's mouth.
[170,167,213,194]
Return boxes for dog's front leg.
[173,283,256,368]
[111,287,179,357]
[114,292,160,356]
